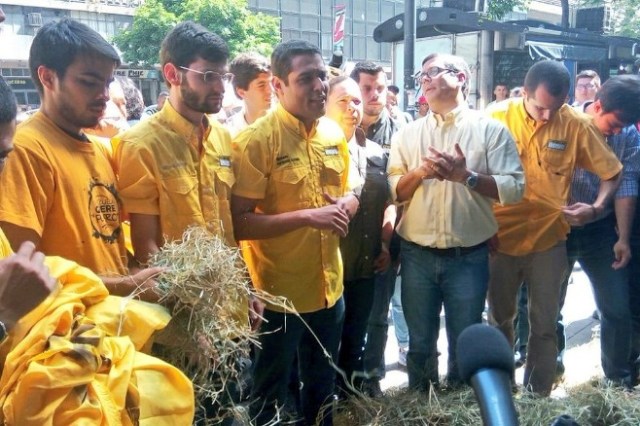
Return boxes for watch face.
[466,172,478,188]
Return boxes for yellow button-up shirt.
[115,101,236,247]
[487,99,622,255]
[388,105,525,248]
[232,104,349,313]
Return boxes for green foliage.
[485,0,531,21]
[113,0,280,67]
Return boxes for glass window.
[281,13,299,29]
[301,31,320,46]
[352,0,365,21]
[367,37,380,60]
[301,0,319,14]
[282,29,301,41]
[381,1,395,20]
[353,21,365,36]
[321,0,333,16]
[27,92,41,107]
[301,15,319,30]
[321,17,333,32]
[258,0,279,10]
[352,36,366,61]
[366,0,379,22]
[381,41,391,61]
[281,0,300,13]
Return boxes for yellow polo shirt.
[232,104,349,313]
[487,99,622,255]
[0,112,128,276]
[114,101,235,248]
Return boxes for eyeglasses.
[179,66,233,84]
[576,83,596,90]
[416,66,456,83]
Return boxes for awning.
[526,40,607,62]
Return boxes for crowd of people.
[0,15,639,426]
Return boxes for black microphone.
[457,324,519,426]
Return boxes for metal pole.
[403,0,415,112]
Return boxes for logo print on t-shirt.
[88,179,122,243]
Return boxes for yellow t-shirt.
[487,99,622,255]
[232,104,349,313]
[114,102,235,247]
[0,112,127,276]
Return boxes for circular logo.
[88,180,122,243]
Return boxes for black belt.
[418,241,487,257]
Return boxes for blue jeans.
[363,265,398,379]
[559,216,631,380]
[391,275,409,347]
[400,239,489,390]
[250,299,345,426]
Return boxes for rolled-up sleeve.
[387,128,408,203]
[486,124,525,205]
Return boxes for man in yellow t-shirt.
[486,60,622,396]
[232,40,359,425]
[0,19,160,300]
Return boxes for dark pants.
[338,277,375,392]
[250,299,345,426]
[559,216,631,380]
[362,265,398,379]
[628,231,640,365]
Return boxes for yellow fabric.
[0,112,128,276]
[0,242,194,425]
[232,104,349,313]
[114,101,236,248]
[487,99,622,255]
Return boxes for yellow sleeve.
[0,139,54,237]
[231,127,272,200]
[115,138,161,216]
[575,122,622,180]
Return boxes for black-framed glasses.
[179,66,233,84]
[416,66,456,84]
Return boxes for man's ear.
[272,76,284,97]
[592,99,603,114]
[236,87,246,100]
[163,63,181,87]
[38,66,56,91]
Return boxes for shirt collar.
[158,100,211,149]
[275,103,318,138]
[428,103,468,127]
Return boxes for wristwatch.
[0,320,7,344]
[464,171,479,189]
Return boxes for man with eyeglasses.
[387,53,524,392]
[486,60,622,396]
[573,69,601,107]
[114,22,256,423]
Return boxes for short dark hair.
[160,21,229,87]
[421,53,471,99]
[595,74,640,125]
[271,39,322,84]
[524,60,570,99]
[29,19,121,95]
[388,85,400,95]
[230,52,271,93]
[350,61,385,83]
[0,76,18,124]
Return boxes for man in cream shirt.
[387,53,524,392]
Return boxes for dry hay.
[334,379,640,425]
[148,227,259,421]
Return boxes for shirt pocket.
[214,167,235,197]
[322,156,346,192]
[271,165,310,208]
[540,146,571,176]
[161,174,200,217]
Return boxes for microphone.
[457,324,519,426]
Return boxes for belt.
[419,241,487,257]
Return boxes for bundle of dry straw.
[335,379,640,425]
[149,227,256,415]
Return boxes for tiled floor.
[380,266,600,392]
